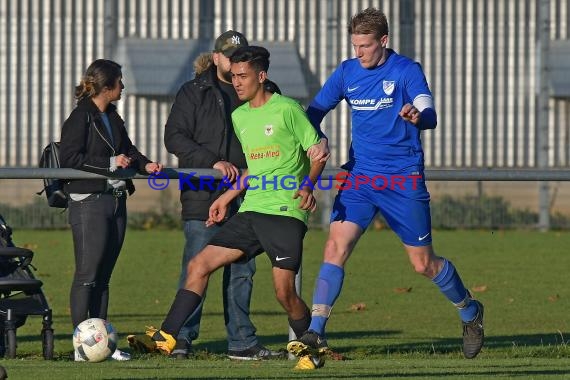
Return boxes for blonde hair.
[348,7,389,39]
[75,59,122,100]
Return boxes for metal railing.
[2,168,570,181]
[2,167,569,231]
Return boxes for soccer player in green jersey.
[128,46,327,359]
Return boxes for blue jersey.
[308,49,434,173]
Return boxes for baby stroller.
[0,214,54,359]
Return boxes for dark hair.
[75,59,122,100]
[263,79,281,95]
[229,46,270,73]
[348,7,389,39]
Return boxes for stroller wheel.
[5,328,16,359]
[42,328,54,360]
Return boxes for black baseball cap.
[214,30,249,57]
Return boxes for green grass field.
[2,228,570,379]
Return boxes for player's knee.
[187,258,209,280]
[411,259,440,278]
[323,238,344,261]
[412,262,431,276]
[407,246,439,277]
[324,238,336,252]
[274,287,288,303]
[79,281,96,288]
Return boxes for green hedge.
[430,194,570,229]
[0,197,68,229]
[2,193,570,230]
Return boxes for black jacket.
[164,53,247,220]
[164,54,282,220]
[59,98,151,195]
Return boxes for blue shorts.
[330,170,432,246]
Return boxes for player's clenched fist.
[399,103,421,125]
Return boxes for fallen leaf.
[350,302,366,311]
[328,350,347,360]
[471,285,488,293]
[373,220,385,230]
[548,294,560,302]
[393,287,412,294]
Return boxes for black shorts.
[208,211,307,272]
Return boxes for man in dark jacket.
[163,30,283,360]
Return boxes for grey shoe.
[287,330,329,357]
[462,300,484,359]
[227,344,286,361]
[169,338,192,360]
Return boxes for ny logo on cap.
[231,35,241,45]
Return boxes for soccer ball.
[73,318,118,362]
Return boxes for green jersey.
[232,93,320,224]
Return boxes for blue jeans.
[178,219,258,351]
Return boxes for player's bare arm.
[293,157,326,212]
[206,169,250,226]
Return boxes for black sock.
[288,307,311,338]
[161,289,202,336]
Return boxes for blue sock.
[308,263,344,336]
[432,259,478,322]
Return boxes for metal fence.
[1,0,570,169]
[1,0,570,230]
[2,168,570,230]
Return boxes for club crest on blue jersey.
[383,80,395,95]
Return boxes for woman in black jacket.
[60,59,162,361]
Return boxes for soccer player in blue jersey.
[288,7,484,369]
